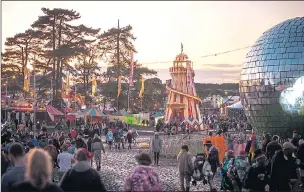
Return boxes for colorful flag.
[24,67,30,92]
[129,52,134,87]
[117,75,122,97]
[139,76,145,98]
[92,74,97,96]
[66,72,70,94]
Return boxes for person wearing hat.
[205,140,220,179]
[124,152,163,191]
[270,142,298,191]
[243,149,269,192]
[59,148,106,192]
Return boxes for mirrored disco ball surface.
[240,17,304,137]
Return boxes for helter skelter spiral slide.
[164,44,203,130]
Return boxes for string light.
[140,45,252,65]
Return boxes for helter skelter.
[165,44,203,130]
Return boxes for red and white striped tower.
[165,44,203,130]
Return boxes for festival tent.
[82,108,107,117]
[227,101,243,109]
[151,112,163,118]
[46,105,64,122]
[226,101,245,120]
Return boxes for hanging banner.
[92,74,97,96]
[129,52,134,87]
[66,72,70,94]
[117,75,122,97]
[139,76,145,98]
[24,67,30,92]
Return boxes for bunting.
[129,52,134,87]
[24,66,30,92]
[92,74,97,96]
[117,75,122,97]
[139,76,145,98]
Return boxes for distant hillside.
[194,83,239,98]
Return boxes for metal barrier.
[149,134,205,158]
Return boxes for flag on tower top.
[181,43,183,53]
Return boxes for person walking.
[2,143,26,192]
[59,148,106,192]
[124,152,163,192]
[91,134,106,171]
[266,135,282,160]
[243,149,270,192]
[177,145,194,192]
[204,140,220,178]
[151,132,162,166]
[57,144,74,181]
[270,142,298,191]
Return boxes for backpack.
[192,155,205,181]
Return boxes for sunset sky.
[2,1,304,83]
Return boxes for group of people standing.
[175,129,303,192]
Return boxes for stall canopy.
[46,105,64,122]
[151,112,164,118]
[227,101,243,109]
[82,108,107,117]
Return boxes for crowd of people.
[2,115,304,192]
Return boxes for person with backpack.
[227,151,249,192]
[59,148,106,192]
[124,152,163,192]
[177,145,194,192]
[220,150,235,191]
[243,149,270,192]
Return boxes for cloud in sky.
[2,1,303,83]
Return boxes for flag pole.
[33,65,36,135]
[75,85,77,129]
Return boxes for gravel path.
[95,147,221,191]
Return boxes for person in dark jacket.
[243,149,270,192]
[1,151,9,176]
[270,142,298,191]
[11,148,63,192]
[126,130,133,149]
[59,148,107,192]
[75,135,87,149]
[297,140,304,188]
[291,130,301,148]
[266,135,282,160]
[261,133,271,153]
[205,140,220,178]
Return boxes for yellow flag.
[24,67,30,92]
[92,74,97,96]
[139,76,145,98]
[66,72,70,94]
[117,75,121,97]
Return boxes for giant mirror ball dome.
[240,17,304,138]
